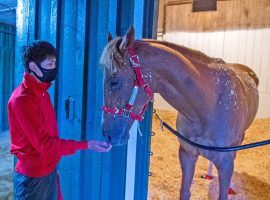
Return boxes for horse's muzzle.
[102,130,128,146]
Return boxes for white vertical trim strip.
[127,0,144,197]
[125,120,138,200]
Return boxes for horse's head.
[100,26,153,146]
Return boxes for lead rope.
[152,109,270,152]
[153,109,164,131]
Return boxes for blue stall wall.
[0,22,15,131]
[15,0,158,199]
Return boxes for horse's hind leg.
[179,147,198,200]
[201,161,214,180]
[213,153,234,200]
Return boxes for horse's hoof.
[201,174,213,180]
[228,187,236,195]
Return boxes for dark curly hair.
[22,40,57,72]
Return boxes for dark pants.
[14,169,58,200]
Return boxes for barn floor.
[0,130,13,200]
[148,110,270,200]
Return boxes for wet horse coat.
[100,26,259,200]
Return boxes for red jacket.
[8,73,88,177]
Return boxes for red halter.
[102,46,154,122]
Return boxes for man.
[8,40,111,200]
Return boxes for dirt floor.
[148,110,270,200]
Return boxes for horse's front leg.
[213,153,234,200]
[179,147,198,200]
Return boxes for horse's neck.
[137,41,215,121]
[142,39,217,66]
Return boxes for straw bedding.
[148,110,270,200]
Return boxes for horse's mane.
[100,37,125,75]
[142,39,225,66]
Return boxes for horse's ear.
[108,32,113,42]
[119,25,135,51]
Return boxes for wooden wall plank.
[209,31,217,57]
[160,0,270,32]
[253,29,263,91]
[189,32,197,50]
[222,0,240,62]
[260,28,270,93]
[237,29,248,64]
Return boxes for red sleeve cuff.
[73,141,88,151]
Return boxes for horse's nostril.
[107,135,112,143]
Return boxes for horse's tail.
[248,71,259,86]
[230,64,259,87]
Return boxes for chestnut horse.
[100,26,259,200]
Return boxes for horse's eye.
[110,77,121,89]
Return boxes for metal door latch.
[65,96,75,120]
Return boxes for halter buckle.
[129,55,140,67]
[122,109,131,118]
[114,107,120,114]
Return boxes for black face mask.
[32,63,57,83]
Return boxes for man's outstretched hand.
[87,140,112,152]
